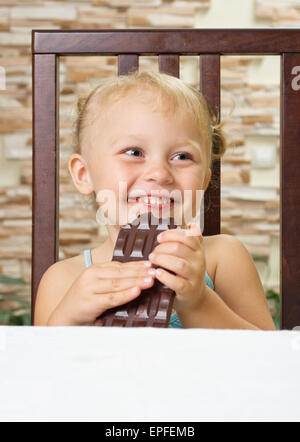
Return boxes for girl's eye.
[123,148,143,157]
[122,148,193,161]
[173,152,193,161]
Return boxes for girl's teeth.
[138,197,172,205]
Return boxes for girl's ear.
[68,154,94,195]
[203,168,212,192]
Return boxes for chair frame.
[31,28,300,329]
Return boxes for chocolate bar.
[94,211,180,327]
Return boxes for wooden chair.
[31,28,300,329]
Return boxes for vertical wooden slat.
[31,54,60,324]
[118,54,139,75]
[158,54,180,77]
[200,54,221,237]
[280,53,300,330]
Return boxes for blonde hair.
[72,70,233,211]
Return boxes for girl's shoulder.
[58,253,87,280]
[202,233,226,285]
[203,232,233,251]
[202,233,247,291]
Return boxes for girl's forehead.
[106,92,163,113]
[89,88,201,140]
[100,94,192,128]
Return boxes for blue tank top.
[83,249,215,328]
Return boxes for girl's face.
[70,91,211,230]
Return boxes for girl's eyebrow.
[113,133,198,147]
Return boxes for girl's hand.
[149,223,207,314]
[47,260,155,326]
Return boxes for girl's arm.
[178,234,277,330]
[34,262,73,325]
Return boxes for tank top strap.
[205,271,214,290]
[84,249,92,268]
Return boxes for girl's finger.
[152,241,194,260]
[97,285,143,313]
[154,267,191,294]
[93,261,153,279]
[186,222,202,237]
[157,228,202,252]
[93,275,154,294]
[149,252,191,280]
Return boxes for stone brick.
[11,6,77,20]
[0,120,32,134]
[0,32,31,46]
[78,5,125,19]
[0,56,30,67]
[222,82,247,90]
[19,161,32,185]
[64,56,114,68]
[0,7,9,23]
[0,23,9,31]
[173,0,210,8]
[245,94,279,108]
[66,69,114,82]
[93,0,162,6]
[0,96,22,108]
[222,155,251,166]
[0,0,43,5]
[0,108,31,121]
[0,258,21,277]
[0,221,32,238]
[242,114,274,124]
[4,133,32,160]
[221,69,247,81]
[273,18,300,25]
[60,233,93,246]
[0,206,31,221]
[0,243,31,260]
[1,186,31,205]
[128,6,196,27]
[222,170,245,185]
[222,185,279,202]
[255,0,300,26]
[221,56,263,69]
[10,19,61,32]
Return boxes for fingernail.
[157,233,162,241]
[144,261,152,268]
[149,252,155,260]
[148,269,156,276]
[156,269,162,276]
[144,277,152,283]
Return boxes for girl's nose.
[141,162,174,184]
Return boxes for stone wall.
[1,0,296,310]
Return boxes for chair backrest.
[31,29,300,329]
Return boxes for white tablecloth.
[0,326,300,422]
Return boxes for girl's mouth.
[128,196,175,209]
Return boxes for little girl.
[34,70,276,330]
